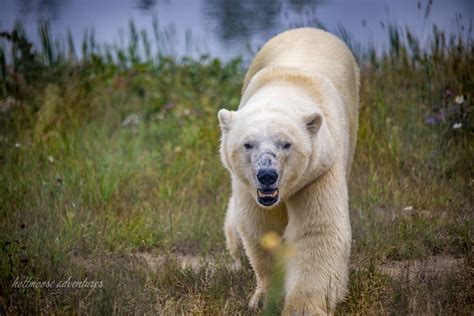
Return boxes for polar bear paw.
[248,286,267,310]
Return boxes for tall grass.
[0,20,472,314]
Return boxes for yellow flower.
[260,232,281,251]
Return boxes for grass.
[0,21,473,314]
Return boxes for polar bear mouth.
[257,189,279,206]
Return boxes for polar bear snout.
[255,152,281,188]
[256,169,280,206]
[256,168,278,186]
[255,153,281,207]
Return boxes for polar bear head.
[218,84,333,208]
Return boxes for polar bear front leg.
[283,170,351,315]
[228,190,287,309]
[224,198,242,268]
[240,234,274,309]
[224,198,273,309]
[282,232,349,315]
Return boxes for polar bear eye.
[283,143,292,149]
[244,143,254,150]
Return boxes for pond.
[1,0,472,60]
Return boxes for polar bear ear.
[218,109,233,132]
[304,112,322,134]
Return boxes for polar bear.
[218,28,359,314]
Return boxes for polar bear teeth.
[257,189,279,198]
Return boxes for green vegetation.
[0,22,472,314]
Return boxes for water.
[1,0,472,61]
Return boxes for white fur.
[218,28,359,314]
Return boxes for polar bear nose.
[257,169,278,186]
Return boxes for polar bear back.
[242,28,360,175]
